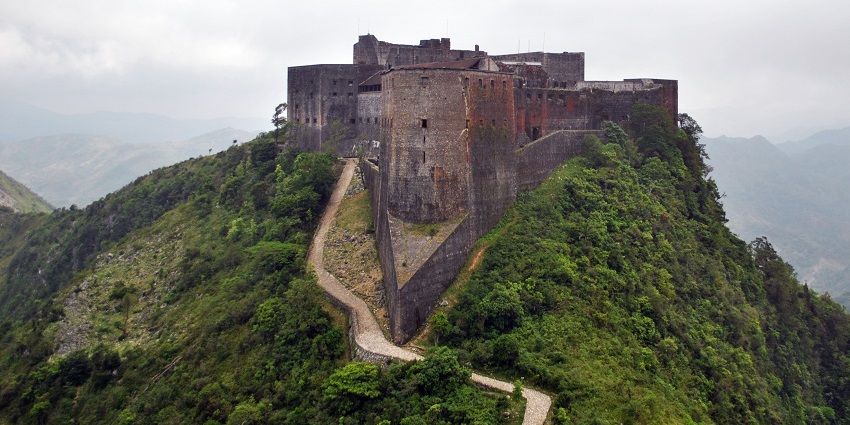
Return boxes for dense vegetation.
[435,106,850,424]
[0,135,517,424]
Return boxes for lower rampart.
[363,128,601,343]
[517,130,600,191]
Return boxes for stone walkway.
[307,159,552,425]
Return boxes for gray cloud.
[2,0,848,141]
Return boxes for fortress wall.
[542,52,585,85]
[389,70,518,342]
[624,78,679,122]
[288,64,382,153]
[382,69,473,223]
[356,91,382,142]
[465,73,519,235]
[354,34,484,67]
[517,130,599,191]
[492,52,585,86]
[362,155,402,338]
[395,216,478,342]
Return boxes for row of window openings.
[290,117,507,128]
[292,117,380,125]
[462,78,508,91]
[421,118,507,128]
[526,92,570,102]
[368,118,508,129]
[303,80,354,86]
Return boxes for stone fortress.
[288,34,678,343]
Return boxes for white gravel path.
[308,159,552,425]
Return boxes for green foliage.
[323,362,382,413]
[321,347,521,424]
[441,116,850,424]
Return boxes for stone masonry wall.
[354,34,485,67]
[381,69,474,224]
[382,68,519,342]
[517,130,600,191]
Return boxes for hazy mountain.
[776,126,850,155]
[705,133,850,301]
[0,97,268,144]
[0,169,52,213]
[0,128,259,207]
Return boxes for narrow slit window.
[421,119,428,128]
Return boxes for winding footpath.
[307,159,552,425]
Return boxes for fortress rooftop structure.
[288,35,678,343]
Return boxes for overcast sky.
[2,0,849,142]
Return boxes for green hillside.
[0,170,52,213]
[0,134,520,424]
[1,108,849,424]
[434,109,850,423]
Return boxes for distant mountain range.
[705,128,850,302]
[0,97,266,207]
[0,129,259,208]
[0,169,52,213]
[0,97,268,144]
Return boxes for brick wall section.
[516,80,678,142]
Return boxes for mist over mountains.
[0,129,259,208]
[0,98,266,207]
[705,128,850,303]
[0,97,267,145]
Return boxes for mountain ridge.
[0,169,52,213]
[0,96,267,145]
[0,128,259,207]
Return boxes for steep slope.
[0,170,52,213]
[0,135,523,424]
[434,111,850,423]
